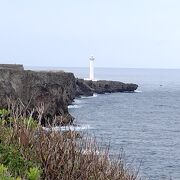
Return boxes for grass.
[0,101,141,180]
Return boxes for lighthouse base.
[84,78,97,81]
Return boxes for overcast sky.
[0,0,180,68]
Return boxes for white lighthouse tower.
[89,55,95,80]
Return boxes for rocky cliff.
[0,65,138,126]
[0,64,24,70]
[76,79,138,96]
[0,68,76,125]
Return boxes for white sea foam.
[68,98,83,109]
[81,93,98,99]
[135,90,142,93]
[43,124,91,132]
[73,99,82,104]
[68,105,81,109]
[60,124,91,131]
[82,149,100,155]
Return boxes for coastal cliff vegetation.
[0,101,140,180]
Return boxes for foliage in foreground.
[0,102,140,180]
[0,164,40,180]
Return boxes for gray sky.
[0,0,180,68]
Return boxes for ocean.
[28,67,180,179]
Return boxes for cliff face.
[76,79,94,97]
[76,79,138,96]
[88,80,138,93]
[0,64,24,70]
[0,69,76,125]
[0,65,138,126]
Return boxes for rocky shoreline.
[76,78,138,96]
[0,65,138,125]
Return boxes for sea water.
[66,67,180,180]
[28,67,180,179]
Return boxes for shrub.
[32,129,139,180]
[0,109,10,118]
[27,167,41,180]
[23,118,38,129]
[0,106,140,180]
[0,144,28,177]
[0,164,21,180]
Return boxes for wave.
[135,90,142,93]
[73,99,82,104]
[61,124,91,131]
[68,105,81,109]
[43,124,91,132]
[68,99,83,109]
[81,93,98,99]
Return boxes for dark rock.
[0,64,24,70]
[0,69,76,126]
[90,80,138,93]
[0,65,138,126]
[76,79,94,97]
[76,79,138,96]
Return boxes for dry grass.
[0,100,141,180]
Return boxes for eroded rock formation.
[76,79,138,96]
[0,68,76,125]
[0,65,138,126]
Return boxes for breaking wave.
[81,93,98,99]
[68,104,81,109]
[43,124,91,132]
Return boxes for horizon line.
[24,65,180,70]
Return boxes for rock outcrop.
[0,64,24,70]
[76,79,94,97]
[76,79,138,96]
[0,68,76,125]
[0,64,138,126]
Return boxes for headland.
[0,64,138,126]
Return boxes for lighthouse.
[89,55,95,80]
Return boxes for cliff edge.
[0,64,138,126]
[76,79,138,96]
[0,67,76,125]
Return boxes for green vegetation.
[0,105,139,180]
[27,167,41,180]
[0,164,41,180]
[0,144,28,176]
[0,164,16,180]
[0,109,10,117]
